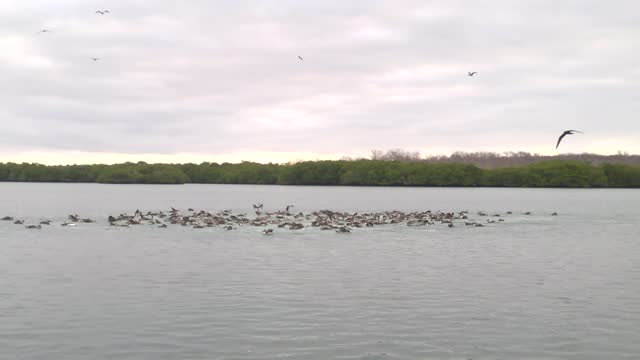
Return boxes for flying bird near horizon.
[556,130,583,149]
[467,72,477,77]
[96,10,110,15]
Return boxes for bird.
[90,57,100,61]
[298,56,304,61]
[96,10,110,15]
[37,29,52,34]
[556,130,583,149]
[285,205,294,213]
[467,72,477,77]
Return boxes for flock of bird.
[35,8,583,150]
[2,205,560,233]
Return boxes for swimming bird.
[556,130,583,149]
[467,72,477,77]
[298,56,304,61]
[96,10,110,15]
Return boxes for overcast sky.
[1,0,639,164]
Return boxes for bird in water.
[298,56,304,61]
[286,205,294,213]
[96,10,110,15]
[253,204,264,215]
[467,71,477,77]
[556,130,583,149]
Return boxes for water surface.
[1,184,639,359]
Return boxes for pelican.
[556,130,583,149]
[467,72,477,77]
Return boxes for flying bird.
[298,56,304,61]
[467,72,477,77]
[96,10,110,15]
[90,57,100,61]
[37,29,52,34]
[556,130,583,149]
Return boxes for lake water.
[1,183,639,359]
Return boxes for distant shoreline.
[1,160,639,188]
[0,182,638,190]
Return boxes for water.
[1,183,639,359]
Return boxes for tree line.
[368,149,640,168]
[0,160,639,187]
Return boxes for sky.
[1,0,639,164]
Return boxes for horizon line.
[1,150,638,166]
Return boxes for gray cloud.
[1,0,639,160]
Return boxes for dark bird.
[298,56,304,61]
[37,29,52,34]
[96,10,110,15]
[556,130,583,149]
[467,72,477,77]
[90,57,100,61]
[285,205,294,213]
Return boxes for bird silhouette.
[90,57,100,61]
[96,10,110,15]
[467,72,477,77]
[37,29,52,34]
[556,130,583,149]
[298,56,304,61]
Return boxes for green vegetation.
[0,160,639,187]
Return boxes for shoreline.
[1,160,639,188]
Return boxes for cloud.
[0,0,639,164]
